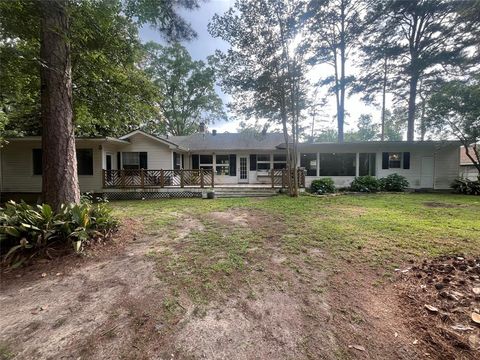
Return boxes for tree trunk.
[337,0,346,143]
[406,74,419,141]
[381,56,388,141]
[40,0,80,210]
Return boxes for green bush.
[451,178,480,195]
[350,176,380,193]
[379,173,409,192]
[310,178,336,194]
[0,198,118,266]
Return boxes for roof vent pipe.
[199,122,205,133]
[212,129,217,136]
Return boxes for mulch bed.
[397,255,480,359]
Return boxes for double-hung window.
[273,154,287,170]
[32,148,93,175]
[215,155,230,175]
[199,155,213,170]
[122,152,148,170]
[256,154,271,171]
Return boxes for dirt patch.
[423,201,462,208]
[397,255,480,359]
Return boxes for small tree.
[427,78,480,178]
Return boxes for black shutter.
[181,154,184,169]
[382,152,389,169]
[117,152,121,169]
[403,152,410,169]
[192,154,199,169]
[229,154,236,176]
[33,149,42,175]
[139,152,148,169]
[249,154,257,171]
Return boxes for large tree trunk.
[337,0,346,143]
[406,74,419,141]
[40,0,80,210]
[381,56,388,141]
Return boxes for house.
[459,145,479,180]
[0,129,461,200]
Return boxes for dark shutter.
[382,152,389,169]
[33,149,42,175]
[192,154,199,169]
[139,152,148,169]
[181,154,184,169]
[117,152,121,169]
[403,152,410,169]
[229,154,236,176]
[249,154,257,171]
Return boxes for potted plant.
[206,188,215,199]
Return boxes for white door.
[420,156,434,188]
[238,156,249,183]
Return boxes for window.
[388,152,401,168]
[122,152,140,169]
[215,155,230,175]
[199,154,213,170]
[301,153,317,176]
[257,154,271,171]
[319,153,356,176]
[77,149,93,175]
[359,153,376,176]
[273,154,287,170]
[33,149,42,175]
[122,152,147,169]
[173,152,182,170]
[32,148,93,175]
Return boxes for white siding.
[120,133,173,169]
[1,140,103,193]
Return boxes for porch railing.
[103,169,214,188]
[270,169,306,189]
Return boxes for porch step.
[213,187,279,198]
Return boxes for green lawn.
[110,193,480,305]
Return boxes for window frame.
[122,152,140,170]
[359,153,376,176]
[273,153,287,170]
[76,148,94,176]
[300,153,317,176]
[199,154,213,170]
[319,153,356,177]
[256,154,271,172]
[215,154,230,176]
[388,152,402,169]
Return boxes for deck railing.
[103,169,214,188]
[270,168,306,188]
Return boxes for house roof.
[118,130,187,150]
[170,132,286,151]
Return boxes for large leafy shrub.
[310,178,335,194]
[379,173,409,192]
[451,178,480,195]
[0,198,117,266]
[350,176,380,193]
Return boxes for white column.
[317,152,320,177]
[355,152,360,177]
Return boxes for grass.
[110,193,480,306]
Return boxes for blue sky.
[138,0,380,135]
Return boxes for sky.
[138,0,383,135]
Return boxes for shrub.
[451,178,480,195]
[379,173,409,192]
[350,176,380,193]
[0,199,118,266]
[310,178,335,194]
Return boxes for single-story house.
[0,129,461,200]
[459,145,479,180]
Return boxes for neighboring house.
[0,129,460,200]
[459,145,479,180]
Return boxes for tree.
[0,0,202,209]
[367,0,474,141]
[142,42,226,136]
[210,0,308,196]
[427,77,480,177]
[383,108,406,141]
[306,0,364,143]
[345,114,379,141]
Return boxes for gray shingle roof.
[169,133,286,151]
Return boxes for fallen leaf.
[348,345,366,351]
[424,304,439,313]
[41,273,47,278]
[472,312,480,324]
[413,339,419,345]
[469,335,480,350]
[473,287,480,295]
[451,324,474,331]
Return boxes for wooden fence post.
[271,169,274,188]
[121,169,125,188]
[211,170,214,188]
[160,169,164,188]
[140,169,144,188]
[200,170,204,188]
[102,169,106,188]
[180,170,184,188]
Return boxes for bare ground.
[0,206,470,359]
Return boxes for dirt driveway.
[1,195,479,359]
